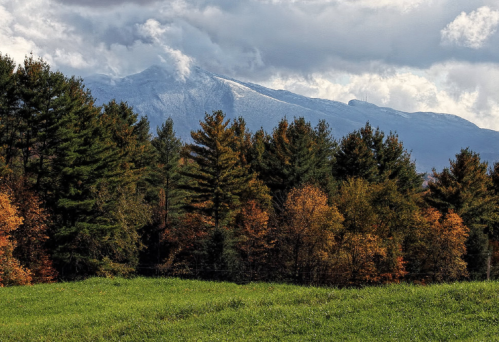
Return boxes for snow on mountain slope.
[84,65,499,173]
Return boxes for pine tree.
[312,120,337,196]
[181,110,249,229]
[152,117,183,228]
[142,118,184,268]
[260,117,334,204]
[15,55,73,193]
[0,53,19,170]
[230,118,271,210]
[333,123,422,194]
[427,148,497,279]
[50,82,116,278]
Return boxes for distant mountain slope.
[85,65,499,172]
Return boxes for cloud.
[441,6,499,49]
[54,0,159,7]
[137,19,193,81]
[263,62,499,130]
[0,5,37,62]
[1,0,499,130]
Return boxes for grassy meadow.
[0,278,498,341]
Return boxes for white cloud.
[264,63,499,130]
[137,19,193,81]
[256,0,432,12]
[0,4,37,62]
[441,6,499,49]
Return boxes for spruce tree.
[312,120,337,195]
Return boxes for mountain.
[85,65,499,173]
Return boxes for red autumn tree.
[235,200,274,280]
[157,211,210,276]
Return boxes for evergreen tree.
[51,90,152,278]
[151,117,183,228]
[181,110,249,229]
[141,118,184,268]
[260,117,334,203]
[427,148,497,279]
[0,54,18,170]
[50,82,116,278]
[312,120,337,195]
[230,117,272,210]
[15,56,74,193]
[333,123,422,194]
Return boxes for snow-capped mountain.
[85,65,499,173]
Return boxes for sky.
[1,0,499,130]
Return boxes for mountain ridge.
[84,64,499,173]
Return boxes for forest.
[1,53,499,287]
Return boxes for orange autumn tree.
[2,178,57,283]
[0,191,31,287]
[407,208,469,282]
[333,178,409,285]
[281,184,344,284]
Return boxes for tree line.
[1,53,499,287]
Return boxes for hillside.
[1,277,498,341]
[85,65,499,172]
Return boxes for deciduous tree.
[0,191,31,286]
[281,184,343,283]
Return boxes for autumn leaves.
[1,52,497,286]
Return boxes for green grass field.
[0,278,498,341]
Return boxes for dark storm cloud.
[36,0,499,78]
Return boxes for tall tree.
[427,148,497,279]
[181,110,248,229]
[281,184,344,284]
[0,54,19,170]
[143,118,184,268]
[152,117,184,224]
[15,55,76,193]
